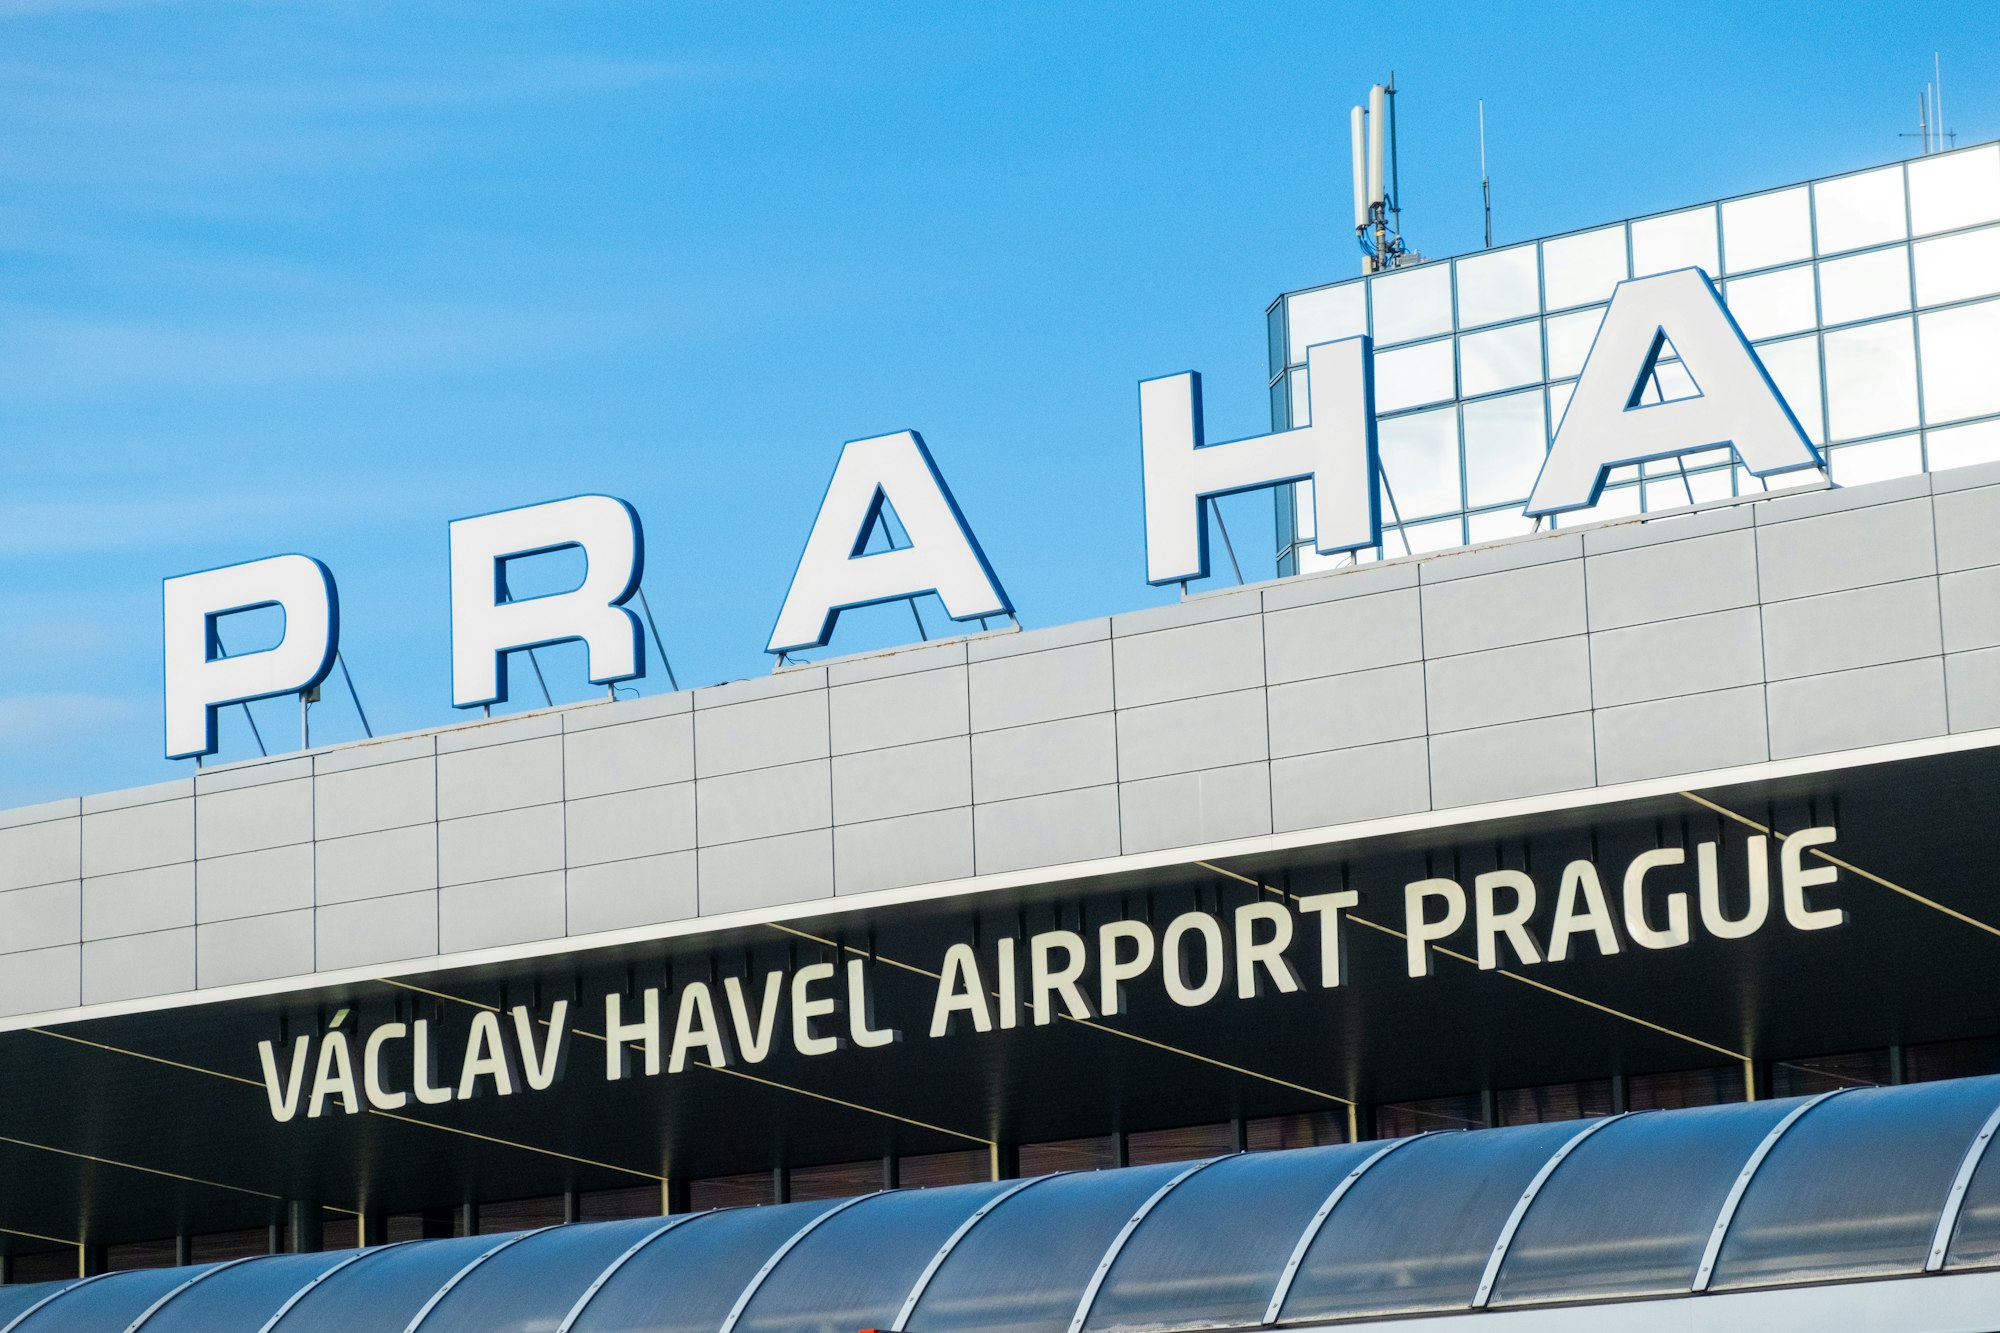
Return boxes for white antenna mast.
[1350,103,1370,272]
[1347,77,1417,274]
[1478,99,1491,249]
[1935,51,1949,149]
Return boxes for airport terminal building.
[3,142,2000,1329]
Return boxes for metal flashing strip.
[254,1244,402,1333]
[890,1174,1059,1331]
[124,1255,262,1332]
[1472,1113,1632,1307]
[1067,1156,1234,1333]
[716,1193,882,1333]
[1264,1134,1437,1323]
[555,1212,707,1333]
[1692,1090,1843,1292]
[403,1227,555,1333]
[0,1275,108,1333]
[1928,1093,2000,1271]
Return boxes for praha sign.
[257,825,1843,1122]
[171,268,1819,760]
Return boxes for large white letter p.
[163,555,338,760]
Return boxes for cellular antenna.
[1348,76,1422,274]
[1350,103,1369,268]
[1479,99,1492,249]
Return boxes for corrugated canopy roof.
[10,1074,2000,1332]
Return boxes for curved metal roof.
[11,1074,2000,1332]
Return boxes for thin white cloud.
[0,481,443,556]
[0,691,147,749]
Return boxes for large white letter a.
[1526,268,1821,517]
[767,432,1010,655]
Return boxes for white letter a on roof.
[1526,268,1821,517]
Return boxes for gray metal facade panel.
[967,641,1115,733]
[0,881,79,955]
[197,844,313,923]
[1946,648,2000,732]
[1592,686,1771,787]
[312,754,436,840]
[1418,558,1586,659]
[1587,607,1765,709]
[829,666,970,756]
[196,908,315,989]
[1267,663,1428,758]
[1262,588,1424,685]
[313,825,436,905]
[565,852,697,935]
[833,808,975,897]
[1270,739,1431,834]
[1939,566,2000,653]
[0,815,78,892]
[16,468,2000,1012]
[1760,579,1943,681]
[1117,763,1272,856]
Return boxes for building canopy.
[7,1075,2000,1331]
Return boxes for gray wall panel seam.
[964,662,977,878]
[1415,580,1435,811]
[1109,629,1124,856]
[74,811,82,987]
[1753,507,1775,762]
[189,776,200,989]
[1933,500,1955,733]
[432,735,441,966]
[1580,548,1600,787]
[824,679,836,897]
[559,719,568,937]
[689,706,703,915]
[1260,605,1275,838]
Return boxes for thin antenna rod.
[1386,71,1402,243]
[1937,51,1949,148]
[1478,99,1492,249]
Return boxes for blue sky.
[2,1,1995,805]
